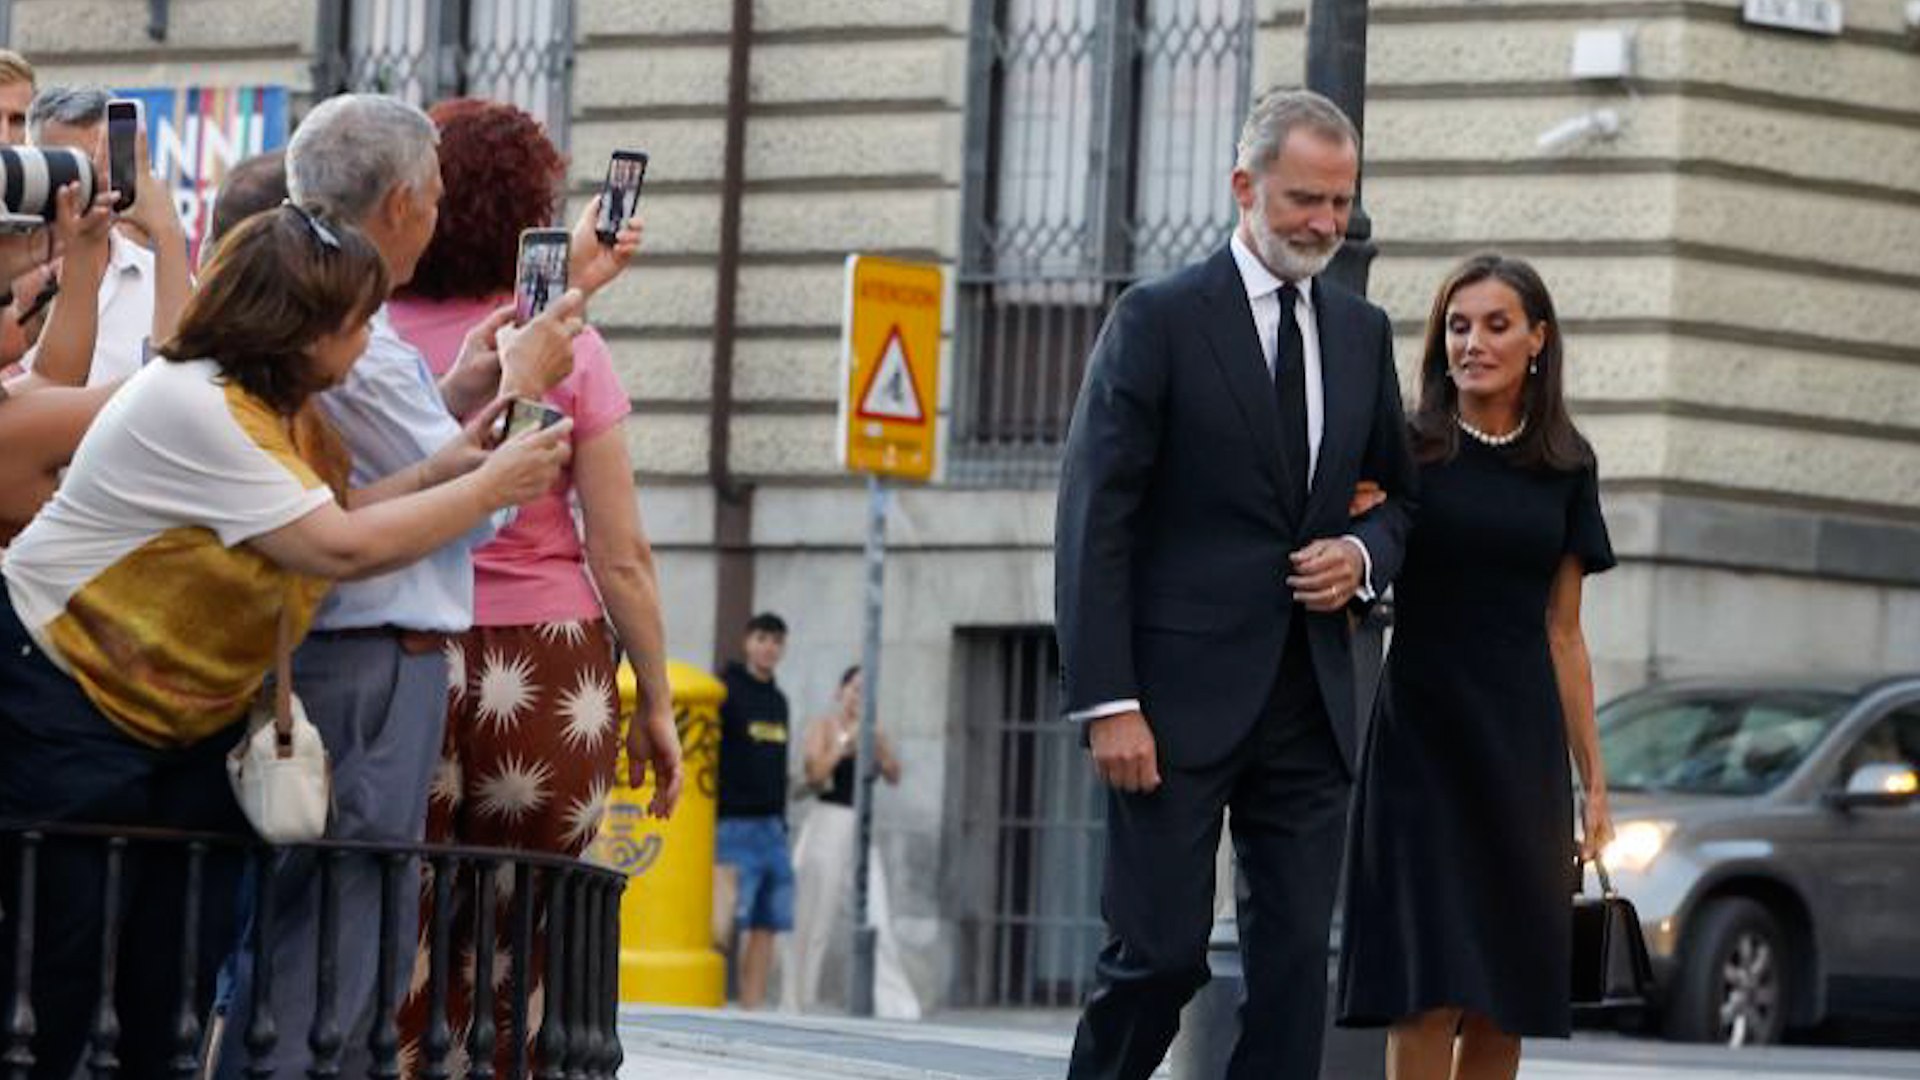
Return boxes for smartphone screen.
[513,228,569,324]
[107,100,141,212]
[502,398,565,441]
[595,151,648,243]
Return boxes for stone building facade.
[14,0,1918,1012]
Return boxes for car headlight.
[1601,820,1675,874]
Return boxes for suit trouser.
[1067,625,1352,1080]
[217,632,447,1080]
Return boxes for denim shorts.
[716,815,794,932]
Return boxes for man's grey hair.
[286,93,438,224]
[1235,88,1359,175]
[27,85,111,144]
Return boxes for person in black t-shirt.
[715,611,794,1008]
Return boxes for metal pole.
[847,474,888,1016]
[1306,0,1376,294]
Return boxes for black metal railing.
[2,824,624,1080]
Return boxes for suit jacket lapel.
[1196,246,1297,522]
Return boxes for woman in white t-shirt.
[0,205,573,1080]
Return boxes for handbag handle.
[1574,783,1617,898]
[271,598,296,757]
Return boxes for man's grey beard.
[1251,226,1339,282]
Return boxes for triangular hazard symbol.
[856,325,925,423]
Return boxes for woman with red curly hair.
[389,97,681,1065]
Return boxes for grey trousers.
[218,631,448,1080]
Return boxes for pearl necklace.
[1457,415,1526,447]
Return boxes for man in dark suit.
[1056,88,1418,1080]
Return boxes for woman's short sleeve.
[565,327,632,443]
[1567,461,1616,575]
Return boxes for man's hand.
[52,182,116,263]
[1349,480,1386,519]
[627,703,685,819]
[568,195,643,298]
[438,304,517,417]
[1287,539,1364,613]
[497,288,585,400]
[1088,710,1161,793]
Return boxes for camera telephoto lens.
[0,146,96,232]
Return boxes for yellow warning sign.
[838,254,942,481]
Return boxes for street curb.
[614,1006,1075,1076]
[617,1021,1006,1080]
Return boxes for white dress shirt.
[1067,235,1377,724]
[25,229,156,387]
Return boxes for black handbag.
[1570,856,1655,1008]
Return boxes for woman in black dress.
[1337,254,1616,1080]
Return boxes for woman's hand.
[1348,480,1386,519]
[475,418,572,509]
[420,396,514,488]
[568,195,644,298]
[627,702,684,819]
[497,289,584,400]
[52,182,116,263]
[1582,785,1615,864]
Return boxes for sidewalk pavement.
[616,1007,1920,1080]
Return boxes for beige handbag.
[226,601,331,844]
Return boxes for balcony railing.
[2,823,625,1080]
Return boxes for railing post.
[469,861,498,1080]
[573,874,598,1080]
[535,873,567,1080]
[87,837,126,1080]
[422,856,454,1080]
[367,854,403,1080]
[565,873,588,1080]
[305,850,343,1080]
[168,842,205,1080]
[5,834,39,1080]
[509,865,534,1080]
[243,851,278,1080]
[601,879,622,1080]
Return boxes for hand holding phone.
[595,151,647,245]
[106,99,143,213]
[497,397,567,444]
[514,227,569,325]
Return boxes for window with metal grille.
[314,0,574,149]
[952,0,1253,486]
[950,627,1106,1007]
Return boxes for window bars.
[952,0,1253,486]
[313,0,575,150]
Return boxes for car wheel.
[1665,897,1791,1046]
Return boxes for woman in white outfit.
[783,667,921,1018]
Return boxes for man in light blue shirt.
[217,94,582,1079]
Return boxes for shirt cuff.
[1339,534,1376,602]
[1067,699,1141,723]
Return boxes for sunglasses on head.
[281,200,341,252]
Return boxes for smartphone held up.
[106,98,142,212]
[513,227,569,324]
[595,150,647,244]
[499,397,566,443]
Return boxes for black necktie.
[1274,283,1309,503]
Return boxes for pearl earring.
[1528,355,1539,376]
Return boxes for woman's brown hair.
[157,205,388,414]
[1407,252,1593,472]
